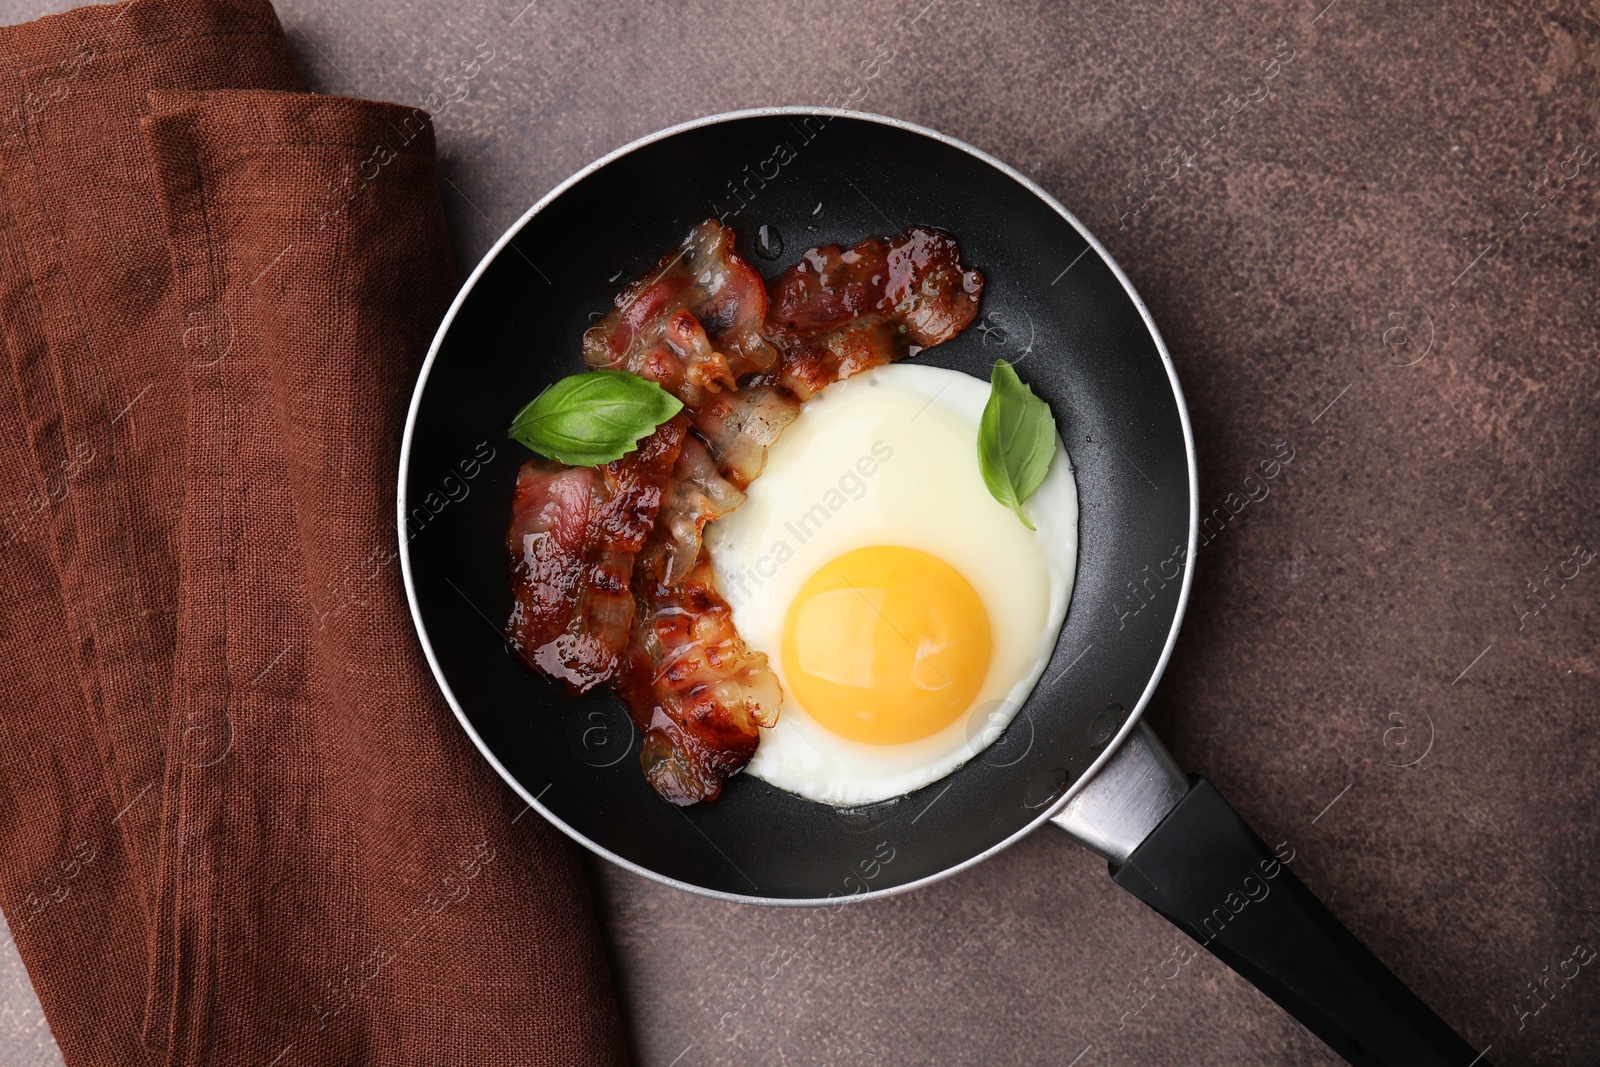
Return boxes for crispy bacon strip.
[688,384,801,491]
[657,434,745,586]
[505,418,686,692]
[759,225,984,400]
[582,220,778,408]
[619,543,781,805]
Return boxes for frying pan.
[399,108,1484,1066]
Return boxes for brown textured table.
[4,1,1598,1064]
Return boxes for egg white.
[705,363,1079,805]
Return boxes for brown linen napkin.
[0,1,628,1064]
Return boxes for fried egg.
[705,363,1078,805]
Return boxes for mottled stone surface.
[3,0,1597,1064]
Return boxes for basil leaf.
[508,370,683,466]
[976,359,1058,530]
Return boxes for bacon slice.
[582,220,778,408]
[657,434,745,587]
[688,384,801,491]
[505,418,687,693]
[619,543,781,805]
[759,225,984,400]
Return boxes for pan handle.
[1052,723,1486,1067]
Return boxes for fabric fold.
[0,0,303,938]
[0,2,629,1065]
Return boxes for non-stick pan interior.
[401,111,1194,902]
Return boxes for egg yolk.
[780,546,992,745]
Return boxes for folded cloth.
[0,1,628,1064]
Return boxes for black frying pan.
[399,109,1483,1067]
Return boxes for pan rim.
[398,106,1200,907]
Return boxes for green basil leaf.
[976,359,1058,530]
[508,369,683,466]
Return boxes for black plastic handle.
[1110,777,1485,1067]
